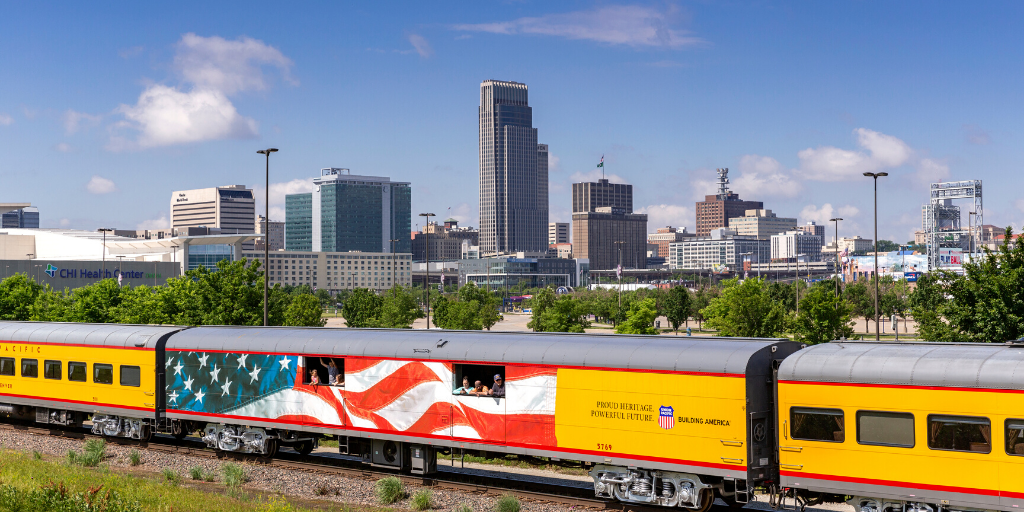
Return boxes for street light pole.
[98,228,113,278]
[796,254,805,316]
[390,238,399,289]
[830,217,843,299]
[614,241,625,311]
[419,213,436,328]
[969,211,976,262]
[863,172,888,340]
[256,148,278,327]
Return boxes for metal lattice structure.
[925,180,982,270]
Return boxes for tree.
[793,283,855,344]
[0,274,43,320]
[431,283,501,330]
[458,283,502,330]
[663,286,691,333]
[843,281,873,333]
[911,227,1024,342]
[528,290,590,333]
[377,286,419,329]
[284,293,327,327]
[876,240,900,252]
[527,289,557,332]
[691,287,718,330]
[614,298,659,335]
[701,278,787,338]
[342,288,383,328]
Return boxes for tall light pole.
[98,228,113,278]
[257,148,278,326]
[968,211,977,262]
[795,253,806,316]
[614,241,625,311]
[830,217,843,299]
[419,212,435,328]
[863,171,888,340]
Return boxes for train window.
[43,360,61,380]
[928,415,991,453]
[68,362,87,382]
[0,358,13,376]
[304,357,344,386]
[857,411,914,447]
[452,364,506,398]
[120,366,141,387]
[93,364,113,385]
[21,359,38,378]
[791,407,845,442]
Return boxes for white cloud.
[407,34,433,58]
[915,158,950,185]
[114,85,258,148]
[53,142,72,152]
[796,128,912,181]
[453,5,703,49]
[137,216,169,230]
[174,33,296,94]
[1016,199,1024,214]
[732,155,803,198]
[547,152,561,173]
[569,168,627,183]
[637,204,694,232]
[63,110,102,134]
[111,33,294,149]
[86,175,117,194]
[254,178,315,222]
[964,124,990,145]
[445,203,478,228]
[0,113,13,126]
[59,218,70,227]
[798,202,856,227]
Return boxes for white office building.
[243,250,413,292]
[771,230,823,262]
[668,228,770,270]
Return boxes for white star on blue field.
[166,352,297,413]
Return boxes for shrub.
[375,476,405,505]
[496,494,521,512]
[128,450,141,466]
[190,466,204,480]
[162,468,182,485]
[411,489,433,510]
[451,505,473,512]
[313,481,331,496]
[0,481,142,512]
[32,451,41,460]
[66,439,106,467]
[222,462,246,488]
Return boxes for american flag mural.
[166,352,558,447]
[659,405,675,430]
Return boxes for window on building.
[94,363,114,384]
[928,415,990,453]
[0,357,14,376]
[120,365,141,387]
[21,359,38,378]
[791,407,845,442]
[857,410,914,447]
[44,360,61,380]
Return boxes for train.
[0,321,1021,512]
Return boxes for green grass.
[374,476,404,505]
[0,449,376,512]
[410,489,432,510]
[129,450,142,466]
[222,462,246,488]
[450,505,472,512]
[163,468,182,486]
[67,439,106,467]
[495,495,521,512]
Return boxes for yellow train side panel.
[554,368,748,471]
[778,381,1024,500]
[0,341,157,415]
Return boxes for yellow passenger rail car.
[778,341,1024,512]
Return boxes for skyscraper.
[571,178,647,271]
[170,185,255,233]
[695,169,763,236]
[285,168,411,254]
[479,80,548,256]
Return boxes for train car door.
[748,412,770,482]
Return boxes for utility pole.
[98,228,113,278]
[614,241,625,311]
[830,217,843,299]
[390,238,399,289]
[419,213,435,328]
[863,172,888,340]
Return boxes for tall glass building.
[285,168,411,254]
[479,80,549,256]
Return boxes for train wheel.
[171,421,189,440]
[264,439,278,458]
[294,440,314,455]
[686,489,715,512]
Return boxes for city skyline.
[2,2,1024,244]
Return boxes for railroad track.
[0,421,731,512]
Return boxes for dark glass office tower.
[479,80,548,256]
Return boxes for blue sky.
[2,1,1022,243]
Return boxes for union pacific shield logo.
[659,405,674,430]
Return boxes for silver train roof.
[0,321,181,349]
[167,326,794,375]
[778,340,1024,390]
